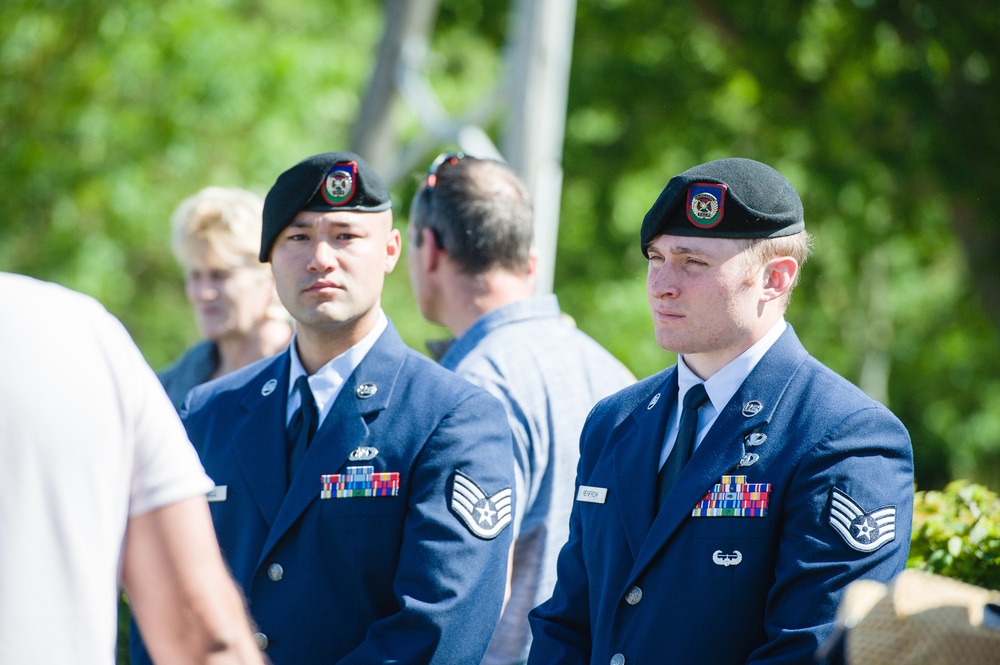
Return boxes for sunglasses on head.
[425,151,466,192]
[419,152,467,250]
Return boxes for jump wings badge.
[712,550,743,567]
[449,470,513,540]
[829,487,896,553]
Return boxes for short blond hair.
[170,187,288,322]
[170,187,265,269]
[737,231,813,304]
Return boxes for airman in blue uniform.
[527,158,914,665]
[132,151,515,664]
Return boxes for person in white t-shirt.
[0,272,265,665]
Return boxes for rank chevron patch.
[828,487,896,553]
[449,470,513,540]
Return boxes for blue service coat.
[527,326,914,665]
[132,323,515,664]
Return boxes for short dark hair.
[410,158,533,276]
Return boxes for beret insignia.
[321,162,357,206]
[687,183,727,228]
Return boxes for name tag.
[577,485,607,504]
[206,485,228,502]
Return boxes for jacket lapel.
[258,325,405,564]
[628,326,810,581]
[234,353,292,529]
[614,370,676,559]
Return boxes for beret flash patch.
[321,162,357,206]
[686,182,727,228]
[829,487,896,553]
[449,470,512,540]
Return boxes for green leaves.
[910,480,1000,589]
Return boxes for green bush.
[908,480,1000,589]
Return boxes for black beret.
[260,151,392,261]
[640,157,804,256]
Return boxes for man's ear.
[420,227,443,272]
[762,256,798,302]
[523,249,539,292]
[526,249,539,278]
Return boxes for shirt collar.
[287,310,388,421]
[438,294,560,370]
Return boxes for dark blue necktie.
[286,375,318,487]
[657,383,709,507]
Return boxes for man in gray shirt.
[407,154,635,665]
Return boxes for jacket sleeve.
[748,404,914,664]
[339,388,517,665]
[526,413,600,665]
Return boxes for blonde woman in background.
[159,186,293,410]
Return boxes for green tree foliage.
[0,0,382,368]
[909,480,1000,589]
[551,0,1000,490]
[2,0,999,496]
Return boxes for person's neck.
[293,309,383,375]
[680,315,786,380]
[213,318,294,379]
[441,270,535,339]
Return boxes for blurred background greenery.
[2,0,999,494]
[909,480,1000,589]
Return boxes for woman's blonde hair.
[170,186,266,269]
[170,187,288,321]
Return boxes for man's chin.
[654,331,689,355]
